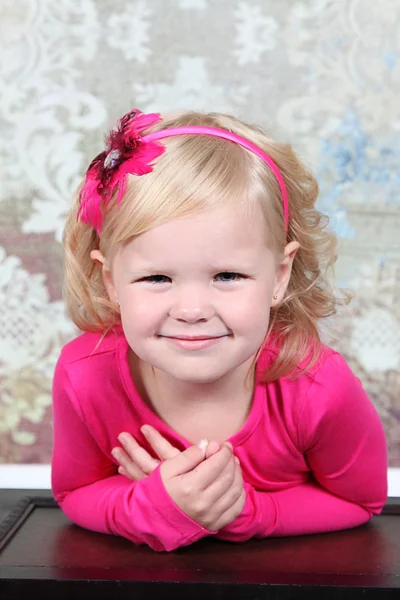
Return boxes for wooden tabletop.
[1,490,399,599]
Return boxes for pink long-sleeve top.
[51,326,388,552]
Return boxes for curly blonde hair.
[63,110,349,382]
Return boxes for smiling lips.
[165,335,225,340]
[162,335,227,350]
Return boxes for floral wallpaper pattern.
[0,0,399,466]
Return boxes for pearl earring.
[116,301,120,307]
[273,295,278,300]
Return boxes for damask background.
[0,0,399,474]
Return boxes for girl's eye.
[215,272,246,282]
[139,272,246,284]
[140,275,171,284]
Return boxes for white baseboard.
[1,465,400,496]
[0,465,51,489]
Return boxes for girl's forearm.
[216,480,384,542]
[55,466,212,552]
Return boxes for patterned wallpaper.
[0,0,399,466]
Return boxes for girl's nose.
[168,288,215,323]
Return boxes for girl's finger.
[187,444,233,490]
[118,465,134,480]
[117,432,160,474]
[206,456,243,508]
[205,440,221,459]
[212,487,247,532]
[112,447,147,481]
[141,425,181,461]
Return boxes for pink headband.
[77,109,289,235]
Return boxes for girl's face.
[95,204,298,385]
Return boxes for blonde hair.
[63,110,349,382]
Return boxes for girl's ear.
[90,250,118,304]
[272,241,300,304]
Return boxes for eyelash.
[138,272,248,284]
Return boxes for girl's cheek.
[122,289,157,311]
[122,297,167,334]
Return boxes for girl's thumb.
[163,439,208,479]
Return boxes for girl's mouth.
[163,336,226,350]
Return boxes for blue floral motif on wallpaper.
[316,111,400,239]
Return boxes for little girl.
[52,108,388,552]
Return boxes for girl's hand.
[112,426,245,531]
[111,425,222,481]
[160,441,245,531]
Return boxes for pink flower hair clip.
[77,108,289,236]
[77,109,165,234]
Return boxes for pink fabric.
[51,326,388,552]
